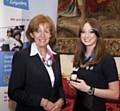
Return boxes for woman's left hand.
[70,79,90,93]
[51,98,63,111]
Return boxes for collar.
[30,42,56,57]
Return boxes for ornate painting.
[56,0,120,56]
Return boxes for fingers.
[69,79,85,90]
[46,101,54,110]
[69,79,89,92]
[42,100,54,111]
[67,80,76,89]
[76,78,82,83]
[51,105,59,111]
[41,98,63,111]
[50,100,62,111]
[70,81,80,89]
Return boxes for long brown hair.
[26,14,56,48]
[73,18,106,68]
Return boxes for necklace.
[80,56,92,68]
[42,56,53,67]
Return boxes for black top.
[73,53,118,111]
[8,47,66,111]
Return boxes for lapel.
[28,46,59,88]
[52,55,59,87]
[30,53,52,86]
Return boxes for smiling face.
[26,15,56,48]
[31,23,51,48]
[80,22,97,49]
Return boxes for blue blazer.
[8,47,66,111]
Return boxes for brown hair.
[73,18,106,68]
[26,14,56,48]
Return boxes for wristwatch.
[87,86,95,95]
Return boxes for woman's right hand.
[70,79,90,93]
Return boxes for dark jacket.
[8,47,66,111]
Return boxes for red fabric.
[106,80,120,111]
[62,78,76,111]
[62,99,75,111]
[62,78,76,99]
[106,103,120,111]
